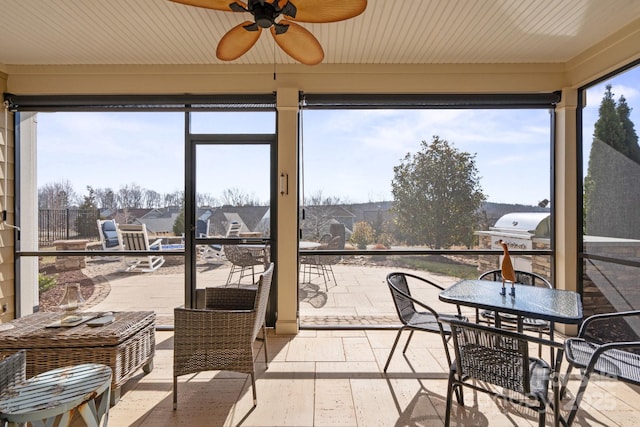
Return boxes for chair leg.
[454,383,464,405]
[538,330,543,358]
[444,372,455,427]
[549,323,555,366]
[173,376,178,410]
[566,370,593,426]
[226,265,237,285]
[383,329,404,372]
[262,324,269,367]
[321,265,329,291]
[250,372,257,407]
[326,264,337,286]
[402,330,415,353]
[538,401,546,427]
[559,364,574,399]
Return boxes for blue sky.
[37,65,639,206]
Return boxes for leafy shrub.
[350,221,375,249]
[39,273,58,293]
[376,232,394,248]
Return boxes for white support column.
[18,112,39,316]
[275,88,300,335]
[555,88,579,335]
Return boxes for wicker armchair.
[173,263,274,409]
[561,310,640,426]
[224,244,266,286]
[384,272,466,372]
[441,318,564,427]
[0,350,26,392]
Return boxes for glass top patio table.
[439,279,583,329]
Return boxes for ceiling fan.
[169,0,367,65]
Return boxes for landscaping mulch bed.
[38,264,94,312]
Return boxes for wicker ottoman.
[0,311,155,405]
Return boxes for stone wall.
[582,237,640,317]
[54,240,89,270]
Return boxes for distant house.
[138,207,181,234]
[100,207,178,234]
[100,208,156,227]
[301,205,356,239]
[201,205,270,236]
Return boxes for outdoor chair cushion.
[102,221,120,248]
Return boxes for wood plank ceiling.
[1,0,640,66]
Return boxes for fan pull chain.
[300,100,305,219]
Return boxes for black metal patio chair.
[384,272,466,372]
[561,309,640,426]
[441,318,564,427]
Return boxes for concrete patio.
[74,257,640,426]
[103,328,640,426]
[82,257,463,328]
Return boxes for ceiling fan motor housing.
[252,2,279,28]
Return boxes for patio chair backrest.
[479,269,551,288]
[449,319,532,394]
[387,273,416,325]
[118,224,152,250]
[97,219,121,249]
[196,219,209,237]
[226,221,242,237]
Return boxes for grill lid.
[492,212,550,237]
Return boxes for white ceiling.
[1,0,640,66]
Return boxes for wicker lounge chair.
[173,263,274,409]
[117,223,165,272]
[441,318,563,427]
[561,310,640,426]
[384,272,466,372]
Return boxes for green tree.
[76,186,99,237]
[391,136,485,249]
[617,95,640,162]
[593,85,624,151]
[584,85,640,238]
[173,204,185,236]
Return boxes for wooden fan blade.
[217,21,262,61]
[281,0,366,23]
[270,20,323,65]
[169,0,247,12]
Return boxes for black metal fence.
[39,209,101,247]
